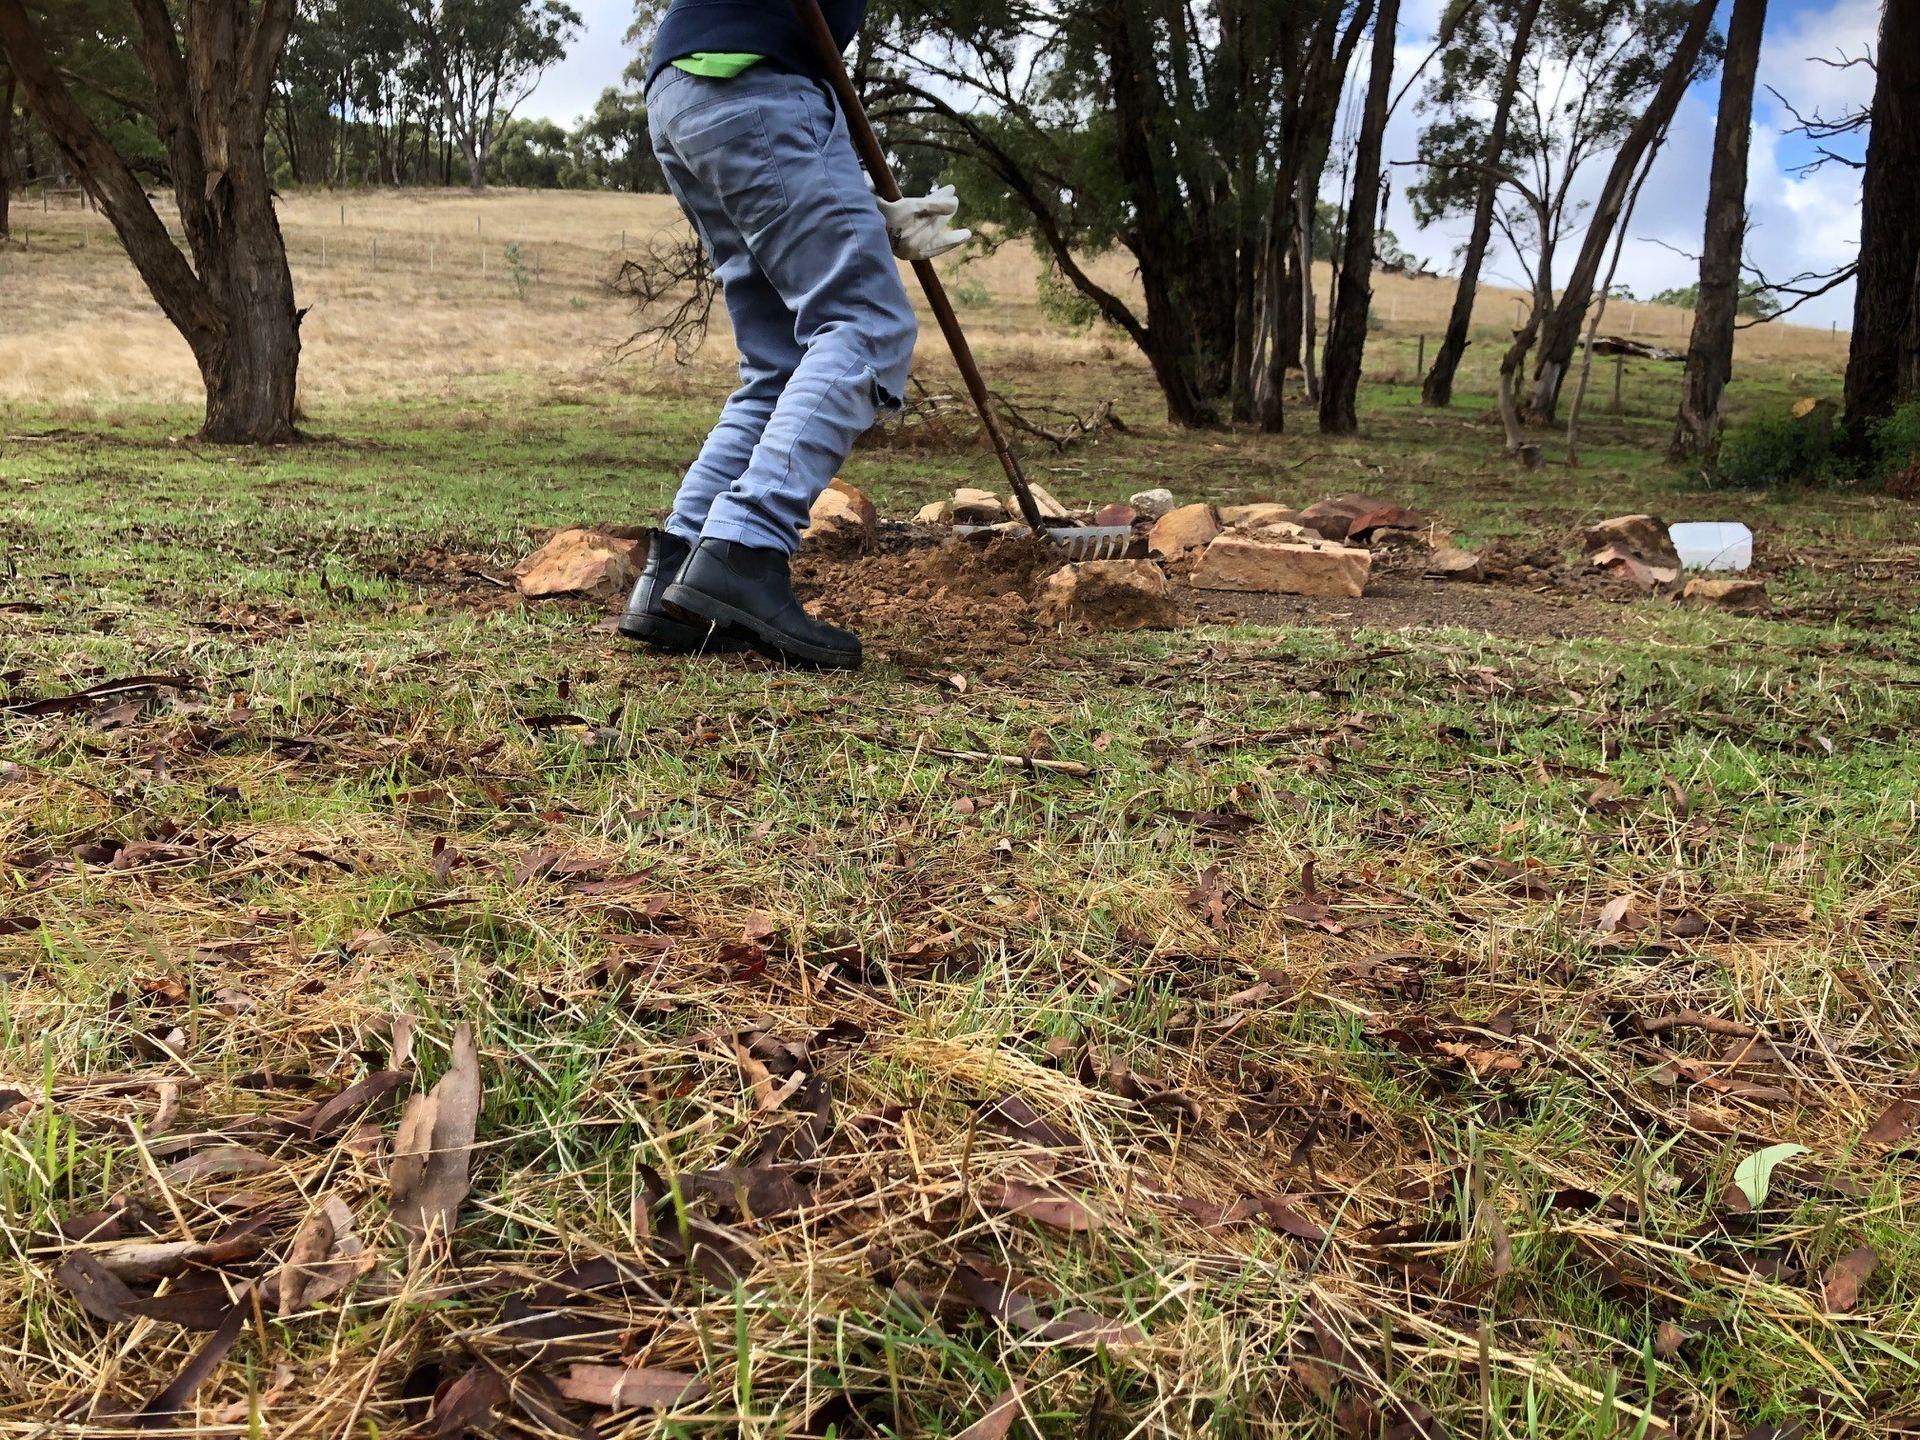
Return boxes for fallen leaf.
[1594,895,1646,935]
[160,1145,279,1187]
[389,1023,482,1249]
[55,1252,137,1321]
[955,1265,1141,1349]
[1821,1245,1877,1313]
[431,1365,507,1439]
[987,1177,1104,1232]
[976,1094,1078,1151]
[278,1199,338,1317]
[1654,1321,1689,1358]
[957,1383,1025,1440]
[130,1287,250,1428]
[122,1279,239,1331]
[88,1231,267,1281]
[286,1069,407,1138]
[555,1363,708,1411]
[680,1166,810,1219]
[1864,1097,1920,1146]
[1727,1142,1808,1212]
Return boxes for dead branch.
[608,228,717,365]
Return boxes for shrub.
[1709,404,1844,489]
[1869,401,1920,485]
[1036,256,1103,331]
[950,273,992,309]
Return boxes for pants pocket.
[673,105,790,235]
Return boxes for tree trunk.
[1,61,14,240]
[0,0,299,443]
[198,202,302,443]
[1319,0,1399,435]
[1670,0,1766,459]
[1298,191,1320,404]
[1844,0,1920,429]
[1529,0,1717,422]
[1423,0,1542,408]
[466,133,484,190]
[1570,136,1663,460]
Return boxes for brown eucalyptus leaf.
[389,1023,482,1248]
[431,1365,507,1439]
[278,1199,338,1317]
[988,1177,1105,1232]
[1821,1245,1877,1313]
[957,1384,1025,1440]
[1864,1098,1920,1147]
[285,1069,407,1138]
[130,1289,249,1428]
[54,1252,136,1322]
[555,1363,708,1411]
[160,1144,279,1187]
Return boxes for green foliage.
[485,116,592,188]
[1648,281,1781,319]
[503,240,531,299]
[1034,253,1101,329]
[1869,402,1920,484]
[949,271,993,309]
[1710,405,1845,489]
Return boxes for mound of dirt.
[793,533,1068,656]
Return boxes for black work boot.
[618,530,744,653]
[663,539,862,670]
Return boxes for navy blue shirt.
[648,0,868,85]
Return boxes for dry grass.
[0,187,1852,413]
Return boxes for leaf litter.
[6,533,1920,1438]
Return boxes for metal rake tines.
[952,524,1135,560]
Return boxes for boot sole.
[617,609,746,653]
[662,582,862,670]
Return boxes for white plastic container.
[1668,521,1753,571]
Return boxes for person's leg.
[689,72,918,552]
[645,69,807,547]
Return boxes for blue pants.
[647,65,918,554]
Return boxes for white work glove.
[870,180,971,262]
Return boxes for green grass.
[2,377,1918,1437]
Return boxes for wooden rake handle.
[787,0,1048,534]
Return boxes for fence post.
[1416,334,1425,375]
[321,236,327,270]
[339,203,345,228]
[1611,352,1625,413]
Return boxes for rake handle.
[788,0,1049,535]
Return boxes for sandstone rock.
[1037,560,1178,630]
[805,477,877,539]
[1250,520,1310,540]
[1583,514,1680,570]
[1425,546,1485,582]
[1590,544,1679,590]
[914,500,952,525]
[1147,503,1222,558]
[1128,487,1177,520]
[1192,534,1370,597]
[1026,483,1071,520]
[1094,503,1138,528]
[1299,493,1419,542]
[1220,502,1301,531]
[953,487,1006,523]
[1681,577,1770,612]
[514,529,643,601]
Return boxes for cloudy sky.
[522,0,1879,329]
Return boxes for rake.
[791,0,1134,562]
